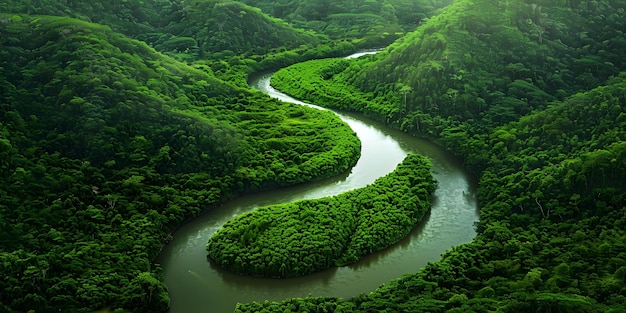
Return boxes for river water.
[157,53,479,313]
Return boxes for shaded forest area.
[237,0,451,43]
[0,10,362,313]
[1,0,625,312]
[0,0,447,59]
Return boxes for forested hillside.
[347,0,626,132]
[152,0,324,58]
[237,0,452,45]
[248,0,626,311]
[273,0,626,135]
[0,0,163,32]
[0,13,360,312]
[0,0,452,60]
[0,0,325,58]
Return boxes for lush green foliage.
[275,0,626,135]
[0,0,326,58]
[0,14,361,312]
[237,0,452,45]
[237,0,626,312]
[156,0,325,58]
[0,0,453,59]
[272,57,399,121]
[207,154,436,277]
[353,0,626,132]
[0,0,167,36]
[316,72,626,313]
[239,66,626,313]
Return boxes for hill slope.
[0,14,360,312]
[348,0,626,130]
[238,0,452,44]
[0,0,326,58]
[154,0,325,58]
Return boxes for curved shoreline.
[158,54,479,313]
[206,154,437,278]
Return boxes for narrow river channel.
[157,52,480,313]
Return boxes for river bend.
[157,52,479,313]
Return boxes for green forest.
[0,7,362,313]
[2,0,626,312]
[207,154,436,278]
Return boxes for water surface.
[158,55,479,313]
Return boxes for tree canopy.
[207,154,436,277]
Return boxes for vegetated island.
[206,154,437,278]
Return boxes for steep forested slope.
[0,0,167,36]
[0,0,325,58]
[153,0,324,58]
[0,14,360,312]
[346,0,626,131]
[237,0,452,44]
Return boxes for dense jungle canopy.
[1,0,625,312]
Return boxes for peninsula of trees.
[207,154,436,278]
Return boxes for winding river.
[157,52,480,313]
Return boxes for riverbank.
[158,53,478,313]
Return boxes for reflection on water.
[158,64,479,313]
